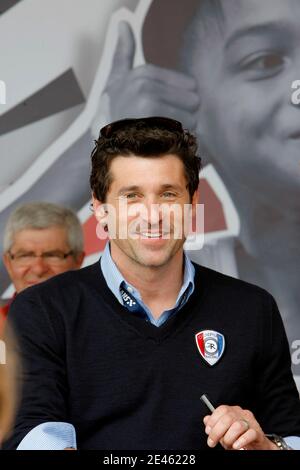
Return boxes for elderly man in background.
[0,202,84,323]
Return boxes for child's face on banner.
[190,0,300,210]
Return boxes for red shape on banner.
[82,216,107,256]
[198,179,227,233]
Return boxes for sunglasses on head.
[100,116,184,138]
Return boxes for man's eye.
[19,253,33,259]
[45,253,60,258]
[162,192,177,198]
[126,193,139,199]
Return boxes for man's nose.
[29,256,50,275]
[141,198,161,226]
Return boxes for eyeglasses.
[8,250,74,267]
[100,116,184,138]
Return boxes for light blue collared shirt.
[17,422,76,450]
[100,242,195,327]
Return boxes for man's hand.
[203,405,278,450]
[102,21,199,131]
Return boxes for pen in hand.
[200,393,246,450]
[200,393,216,413]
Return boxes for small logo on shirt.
[120,287,136,307]
[195,330,225,366]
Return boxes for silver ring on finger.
[240,418,250,431]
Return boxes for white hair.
[3,202,84,254]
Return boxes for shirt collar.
[100,242,195,306]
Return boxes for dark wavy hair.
[90,117,201,202]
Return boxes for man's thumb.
[109,21,136,78]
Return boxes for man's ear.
[191,188,199,217]
[73,251,85,269]
[2,252,13,280]
[3,252,10,270]
[92,195,108,228]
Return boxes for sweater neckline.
[84,260,210,342]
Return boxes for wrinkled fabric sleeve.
[17,422,76,450]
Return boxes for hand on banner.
[203,405,278,450]
[104,21,199,131]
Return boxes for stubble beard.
[114,237,184,270]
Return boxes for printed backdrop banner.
[0,0,299,384]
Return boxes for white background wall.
[0,0,138,189]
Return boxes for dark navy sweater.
[4,261,300,449]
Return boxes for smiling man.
[0,202,84,324]
[91,130,198,321]
[3,118,300,451]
